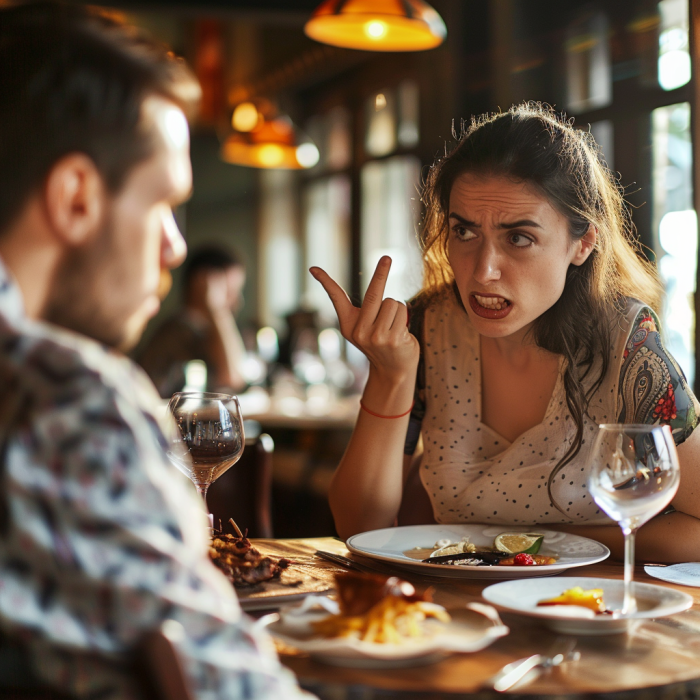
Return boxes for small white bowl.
[482,576,694,635]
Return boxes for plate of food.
[482,577,694,635]
[268,571,509,668]
[346,524,610,579]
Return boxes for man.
[139,246,248,397]
[0,4,307,698]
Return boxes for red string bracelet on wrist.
[359,400,414,419]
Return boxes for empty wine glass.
[588,424,680,614]
[166,392,245,503]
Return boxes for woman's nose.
[161,208,187,270]
[473,242,502,283]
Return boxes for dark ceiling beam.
[92,0,320,24]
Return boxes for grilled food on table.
[209,531,290,587]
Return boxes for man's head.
[0,3,200,349]
[183,247,246,314]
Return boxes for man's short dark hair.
[0,2,200,233]
[183,246,244,288]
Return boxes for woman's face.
[447,173,594,342]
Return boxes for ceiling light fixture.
[305,0,446,52]
[231,101,261,132]
[221,113,319,170]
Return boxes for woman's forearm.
[329,370,415,539]
[558,511,700,562]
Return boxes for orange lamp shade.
[221,117,319,170]
[305,0,446,52]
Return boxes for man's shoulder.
[0,315,162,422]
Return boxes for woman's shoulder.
[407,285,457,312]
[615,297,698,445]
[407,285,462,335]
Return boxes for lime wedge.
[494,533,544,555]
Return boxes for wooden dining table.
[249,537,700,699]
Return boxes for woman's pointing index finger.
[309,266,354,327]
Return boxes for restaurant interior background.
[76,0,699,537]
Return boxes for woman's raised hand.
[310,256,419,383]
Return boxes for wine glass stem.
[195,483,210,503]
[622,526,638,615]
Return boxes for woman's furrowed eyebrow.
[448,212,542,229]
[498,219,542,229]
[449,212,478,226]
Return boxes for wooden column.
[489,0,514,110]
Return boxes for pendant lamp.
[305,0,446,52]
[221,104,319,170]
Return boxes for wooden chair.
[397,448,436,527]
[206,433,274,538]
[134,624,195,700]
[0,624,194,700]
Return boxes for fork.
[313,549,389,574]
[484,637,580,692]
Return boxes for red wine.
[170,413,243,485]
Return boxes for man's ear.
[571,224,597,266]
[44,153,105,246]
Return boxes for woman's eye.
[509,232,532,248]
[453,226,477,242]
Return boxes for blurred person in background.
[139,245,248,397]
[0,3,309,699]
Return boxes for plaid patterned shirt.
[0,258,306,699]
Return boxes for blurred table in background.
[242,390,359,430]
[239,389,358,539]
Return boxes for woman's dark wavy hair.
[419,102,663,515]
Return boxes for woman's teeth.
[474,294,510,311]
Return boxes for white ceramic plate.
[644,562,700,588]
[346,524,610,579]
[268,596,509,668]
[482,576,694,635]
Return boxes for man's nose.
[161,208,187,269]
[473,241,502,283]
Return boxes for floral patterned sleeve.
[617,307,699,445]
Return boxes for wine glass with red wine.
[166,391,245,503]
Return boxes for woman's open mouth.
[469,293,513,319]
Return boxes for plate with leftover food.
[268,571,509,668]
[346,524,610,579]
[482,576,694,635]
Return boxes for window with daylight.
[304,175,351,325]
[360,155,422,303]
[652,101,695,384]
[658,0,691,91]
